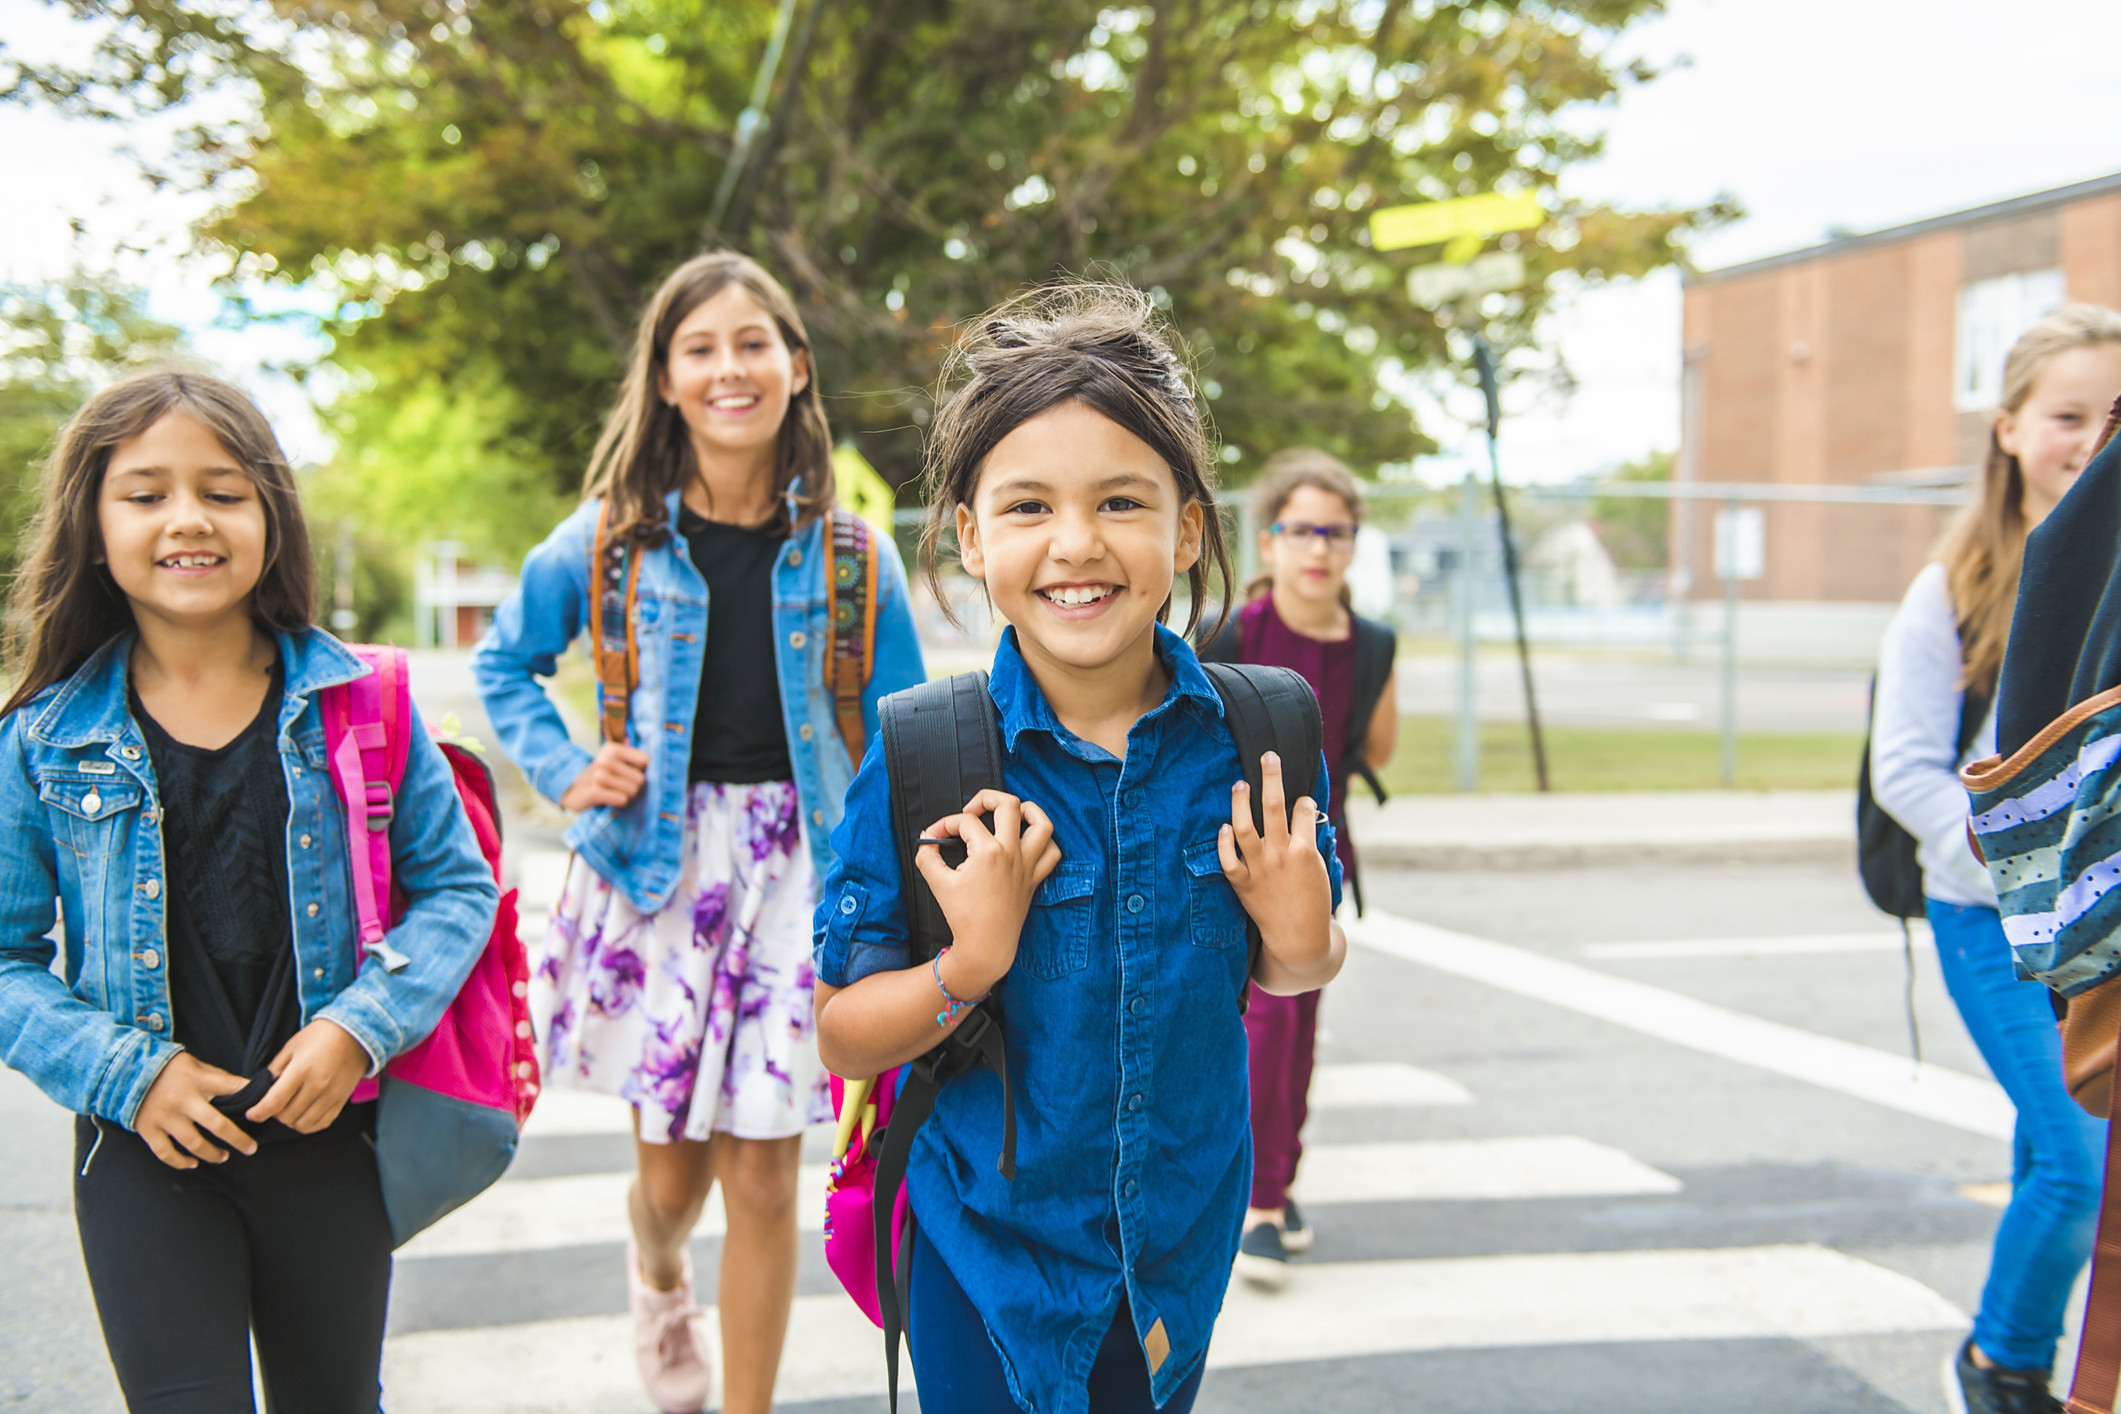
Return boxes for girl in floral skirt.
[475,252,924,1414]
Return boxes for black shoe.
[1947,1339,2063,1414]
[1233,1221,1289,1290]
[1280,1199,1314,1255]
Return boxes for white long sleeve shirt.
[1871,562,1999,908]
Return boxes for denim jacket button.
[307,903,320,917]
[799,724,814,741]
[120,745,140,760]
[137,949,159,971]
[789,631,807,650]
[140,879,159,900]
[81,793,101,816]
[141,1014,164,1031]
[1126,893,1145,914]
[299,834,312,848]
[787,549,803,567]
[812,809,825,826]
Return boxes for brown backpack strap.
[590,502,641,746]
[823,509,879,767]
[2070,1024,2121,1413]
[2096,393,2121,463]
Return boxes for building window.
[1956,269,2065,411]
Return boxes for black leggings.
[73,1103,392,1414]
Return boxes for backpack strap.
[1349,614,1396,809]
[823,509,880,768]
[322,645,414,969]
[2071,1024,2121,1413]
[1202,662,1325,1006]
[590,501,641,746]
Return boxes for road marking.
[1298,1137,1679,1204]
[524,1061,1474,1136]
[1583,932,1923,960]
[400,1165,834,1258]
[1350,911,2014,1140]
[380,1244,1961,1411]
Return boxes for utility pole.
[1472,334,1551,792]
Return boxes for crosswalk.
[379,872,1984,1412]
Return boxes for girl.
[1201,449,1397,1288]
[1873,303,2121,1414]
[813,284,1347,1414]
[473,252,924,1414]
[0,370,498,1411]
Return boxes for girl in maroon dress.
[1201,449,1397,1288]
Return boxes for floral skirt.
[531,781,832,1144]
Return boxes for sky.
[8,0,2121,478]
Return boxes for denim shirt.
[0,630,500,1128]
[473,487,926,912]
[815,625,1340,1414]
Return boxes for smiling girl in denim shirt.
[814,285,1346,1414]
[0,371,497,1411]
[474,252,924,1414]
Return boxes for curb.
[1356,836,1855,871]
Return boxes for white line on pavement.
[1308,1060,1474,1108]
[400,1166,832,1259]
[1349,911,2014,1140]
[381,1244,1962,1411]
[1582,932,1924,961]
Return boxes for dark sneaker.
[1945,1338,2062,1414]
[1234,1220,1290,1290]
[1280,1199,1314,1255]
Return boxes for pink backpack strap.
[323,646,413,972]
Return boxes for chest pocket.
[1021,861,1095,980]
[39,776,146,859]
[1185,840,1247,950]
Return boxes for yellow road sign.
[1369,191,1545,252]
[833,443,896,536]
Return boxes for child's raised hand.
[560,742,651,812]
[247,1018,372,1134]
[1219,751,1336,979]
[134,1052,257,1169]
[914,790,1061,996]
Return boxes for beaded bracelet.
[932,946,988,1027]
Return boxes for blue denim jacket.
[815,626,1340,1414]
[473,488,925,913]
[0,630,500,1128]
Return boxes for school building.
[1674,171,2121,604]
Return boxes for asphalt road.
[3,849,2039,1414]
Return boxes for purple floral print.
[526,781,831,1143]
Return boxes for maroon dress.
[1234,594,1357,1213]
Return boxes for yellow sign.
[1369,192,1545,253]
[833,443,896,536]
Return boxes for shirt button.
[1126,1093,1145,1113]
[292,766,302,778]
[789,631,807,650]
[138,949,160,970]
[313,967,325,980]
[307,903,320,917]
[1120,1177,1139,1199]
[812,809,825,826]
[141,879,160,900]
[799,724,814,741]
[300,834,312,848]
[1126,894,1145,914]
[788,549,803,567]
[1129,997,1145,1016]
[1124,789,1143,809]
[839,896,857,915]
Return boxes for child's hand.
[1219,751,1337,985]
[247,1018,372,1134]
[135,1052,256,1169]
[913,790,1061,996]
[560,742,650,811]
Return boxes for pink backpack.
[324,645,538,1247]
[824,1070,911,1325]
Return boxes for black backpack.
[864,662,1322,1410]
[1855,676,1987,920]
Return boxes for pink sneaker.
[628,1241,713,1414]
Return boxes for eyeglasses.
[1269,521,1358,551]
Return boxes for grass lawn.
[1376,716,1866,795]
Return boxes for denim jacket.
[473,486,926,913]
[0,630,500,1128]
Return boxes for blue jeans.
[908,1222,1205,1414]
[1929,898,2108,1370]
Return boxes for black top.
[134,662,299,1080]
[678,505,794,784]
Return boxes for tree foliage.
[7,0,1735,564]
[1590,446,1669,569]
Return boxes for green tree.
[8,0,1735,564]
[1590,447,1670,569]
[0,273,187,576]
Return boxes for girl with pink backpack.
[0,371,498,1411]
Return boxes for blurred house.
[414,542,516,648]
[1677,171,2121,603]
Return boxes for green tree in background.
[7,0,1736,568]
[0,274,186,579]
[1591,448,1670,569]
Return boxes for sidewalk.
[1343,789,1856,869]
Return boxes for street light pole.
[1471,333,1551,792]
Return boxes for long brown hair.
[919,282,1233,636]
[1242,447,1366,604]
[581,251,835,542]
[1942,303,2121,696]
[3,369,317,716]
